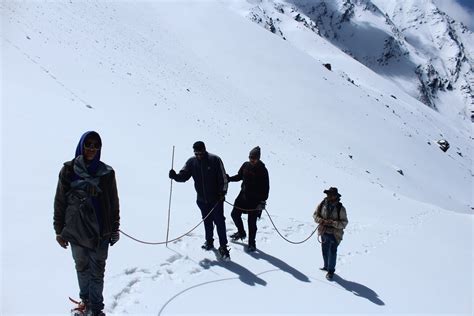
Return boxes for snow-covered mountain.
[1,1,472,315]
[227,0,473,123]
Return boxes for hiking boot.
[230,231,246,241]
[326,271,334,280]
[319,267,328,271]
[246,244,256,252]
[218,245,230,260]
[201,240,214,251]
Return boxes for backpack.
[318,198,343,221]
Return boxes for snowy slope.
[1,1,472,315]
[227,0,474,124]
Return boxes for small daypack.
[318,198,343,220]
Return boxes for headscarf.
[75,131,102,175]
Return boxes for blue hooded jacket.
[54,131,119,248]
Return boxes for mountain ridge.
[227,0,473,123]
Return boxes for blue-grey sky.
[457,0,474,11]
[433,0,474,29]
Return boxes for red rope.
[119,202,219,245]
[224,200,319,244]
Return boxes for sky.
[433,0,474,29]
[458,0,474,10]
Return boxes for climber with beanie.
[227,146,269,252]
[169,141,230,259]
[54,131,120,316]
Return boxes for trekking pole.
[166,145,175,247]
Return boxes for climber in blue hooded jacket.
[54,131,120,316]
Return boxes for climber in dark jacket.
[54,131,120,316]
[169,141,230,259]
[228,146,269,252]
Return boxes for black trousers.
[231,192,262,247]
[197,200,227,247]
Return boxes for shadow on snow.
[332,274,385,306]
[198,249,267,286]
[233,240,311,283]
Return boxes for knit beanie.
[249,146,261,159]
[193,141,206,152]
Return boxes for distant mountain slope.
[227,0,473,123]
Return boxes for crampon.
[69,297,88,316]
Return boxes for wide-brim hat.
[324,187,341,197]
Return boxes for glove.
[110,230,120,246]
[217,192,226,202]
[323,219,334,226]
[56,235,69,249]
[257,200,266,210]
[169,169,177,179]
